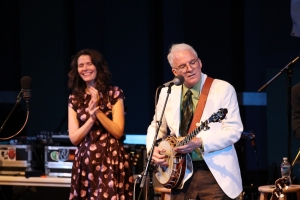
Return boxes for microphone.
[161,75,184,87]
[21,76,32,101]
[251,134,256,148]
[241,131,255,140]
[243,130,256,149]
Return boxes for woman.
[68,49,133,200]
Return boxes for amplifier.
[123,144,146,175]
[123,144,148,199]
[37,131,72,145]
[51,135,72,145]
[0,144,32,175]
[44,146,76,177]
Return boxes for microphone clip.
[21,89,31,102]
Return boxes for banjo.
[154,108,228,189]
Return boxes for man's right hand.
[151,146,169,167]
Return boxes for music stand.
[292,148,300,166]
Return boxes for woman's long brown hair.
[68,49,112,105]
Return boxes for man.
[292,82,300,140]
[146,43,243,199]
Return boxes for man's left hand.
[174,137,202,154]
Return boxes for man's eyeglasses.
[173,58,199,73]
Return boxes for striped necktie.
[180,89,193,136]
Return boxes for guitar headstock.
[208,108,228,123]
[270,177,291,200]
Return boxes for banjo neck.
[175,108,228,148]
[176,119,209,148]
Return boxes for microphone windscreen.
[21,76,32,90]
[175,75,184,85]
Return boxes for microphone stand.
[250,138,263,185]
[147,164,154,200]
[138,84,173,200]
[0,91,22,134]
[244,131,261,175]
[0,91,30,140]
[258,55,299,167]
[251,141,260,171]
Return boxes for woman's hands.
[88,86,100,121]
[89,86,100,103]
[87,86,125,139]
[88,100,99,121]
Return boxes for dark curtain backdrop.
[1,0,300,186]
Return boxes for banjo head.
[154,140,174,185]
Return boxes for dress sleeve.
[68,94,78,112]
[108,86,125,106]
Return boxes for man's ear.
[171,68,177,76]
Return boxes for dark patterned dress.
[68,86,133,200]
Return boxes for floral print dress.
[68,86,133,200]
